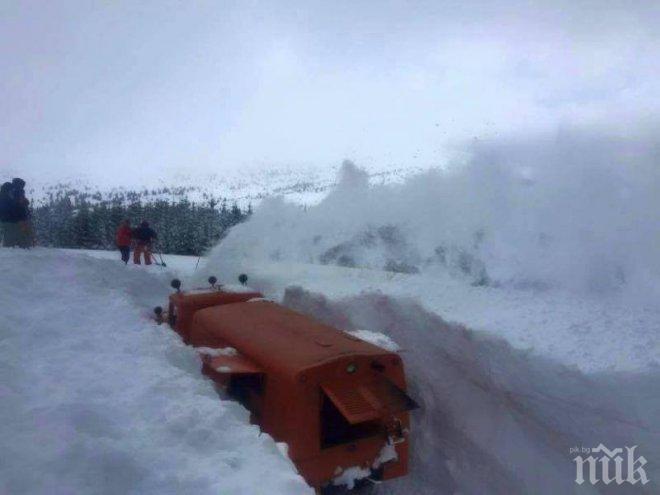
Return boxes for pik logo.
[572,444,649,485]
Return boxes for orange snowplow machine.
[155,277,418,491]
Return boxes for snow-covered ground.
[58,248,199,278]
[0,248,312,495]
[2,239,658,494]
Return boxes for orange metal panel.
[363,377,419,415]
[321,376,417,425]
[201,353,263,375]
[191,301,386,376]
[321,382,380,424]
[170,289,262,341]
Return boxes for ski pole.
[155,243,167,267]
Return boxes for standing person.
[11,178,33,248]
[115,219,132,264]
[0,182,19,247]
[132,220,157,265]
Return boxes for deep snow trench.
[0,248,312,495]
[281,287,660,495]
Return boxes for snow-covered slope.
[14,162,422,208]
[0,248,311,495]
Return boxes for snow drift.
[0,249,311,495]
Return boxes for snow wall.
[0,249,312,495]
[281,287,659,495]
[212,129,660,307]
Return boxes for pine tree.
[30,186,252,255]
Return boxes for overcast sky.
[2,0,659,186]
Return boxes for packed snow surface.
[0,248,312,495]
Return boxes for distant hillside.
[16,163,423,209]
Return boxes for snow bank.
[346,329,400,352]
[283,287,660,495]
[195,346,239,357]
[199,259,658,374]
[218,283,261,294]
[332,440,399,489]
[0,248,311,495]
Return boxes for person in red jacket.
[115,219,132,264]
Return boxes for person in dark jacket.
[115,219,132,264]
[10,178,33,248]
[131,220,157,265]
[0,182,19,247]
